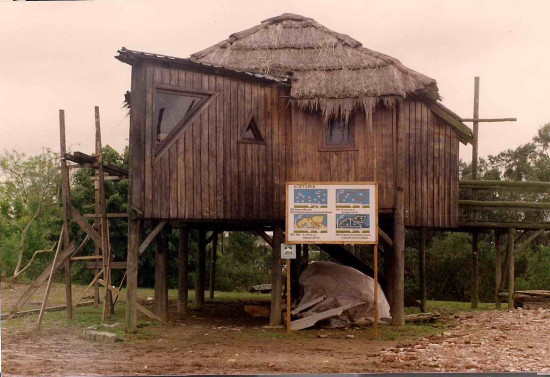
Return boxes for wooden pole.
[291,244,301,299]
[59,109,73,321]
[93,179,101,306]
[209,232,218,300]
[36,228,64,329]
[507,228,516,309]
[374,243,379,337]
[196,230,206,308]
[125,218,141,333]
[178,228,190,316]
[95,106,113,320]
[495,231,503,309]
[470,77,480,310]
[471,232,479,309]
[286,259,291,334]
[419,228,427,313]
[270,225,283,326]
[154,228,169,322]
[301,244,309,272]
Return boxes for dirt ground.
[2,284,550,376]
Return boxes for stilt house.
[117,13,473,331]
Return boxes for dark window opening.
[326,117,352,147]
[154,90,207,142]
[239,116,265,144]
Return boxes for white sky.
[1,0,549,162]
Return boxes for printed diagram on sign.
[294,189,328,208]
[336,188,370,208]
[336,214,370,234]
[294,214,328,233]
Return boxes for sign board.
[286,182,378,244]
[281,244,296,259]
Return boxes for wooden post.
[301,244,309,272]
[95,106,113,320]
[125,218,141,333]
[196,230,206,308]
[286,259,291,334]
[374,243,379,337]
[154,228,169,321]
[470,77,480,310]
[59,109,73,321]
[178,228,190,316]
[209,232,218,300]
[495,231,503,309]
[471,232,479,309]
[291,244,301,299]
[93,179,101,306]
[419,228,427,313]
[270,225,283,326]
[507,228,516,309]
[390,188,405,326]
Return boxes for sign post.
[285,182,379,337]
[281,244,296,334]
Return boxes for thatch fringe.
[192,13,438,120]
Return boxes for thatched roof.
[192,13,439,121]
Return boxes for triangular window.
[239,116,265,144]
[154,89,209,143]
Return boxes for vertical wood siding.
[133,63,459,228]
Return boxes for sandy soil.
[2,297,550,376]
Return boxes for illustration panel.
[293,189,328,208]
[294,213,328,232]
[336,188,370,208]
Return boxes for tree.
[0,149,61,279]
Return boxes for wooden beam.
[209,232,218,300]
[459,200,550,210]
[425,100,473,144]
[85,261,126,269]
[59,109,73,321]
[196,230,206,308]
[471,232,479,309]
[508,228,516,309]
[419,228,427,313]
[70,206,102,245]
[205,230,221,245]
[71,255,103,261]
[459,180,550,192]
[459,221,550,230]
[83,213,128,218]
[256,231,273,247]
[138,221,168,256]
[270,225,284,326]
[460,118,517,122]
[378,227,393,248]
[154,230,169,322]
[73,268,104,310]
[178,229,190,316]
[125,218,141,333]
[495,231,503,309]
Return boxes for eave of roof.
[115,47,291,84]
[426,100,473,145]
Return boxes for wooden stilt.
[178,228,190,316]
[374,243,379,337]
[209,232,218,300]
[95,107,113,320]
[154,228,169,321]
[59,109,73,321]
[125,218,141,333]
[471,232,479,309]
[507,228,516,309]
[495,231,503,309]
[270,225,283,326]
[196,230,206,308]
[419,228,427,313]
[93,179,101,306]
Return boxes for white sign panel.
[281,244,297,259]
[286,182,378,244]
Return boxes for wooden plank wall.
[399,101,459,228]
[140,63,289,221]
[133,62,459,227]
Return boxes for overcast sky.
[1,0,549,162]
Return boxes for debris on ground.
[249,284,271,293]
[291,261,391,330]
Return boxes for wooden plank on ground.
[3,301,94,320]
